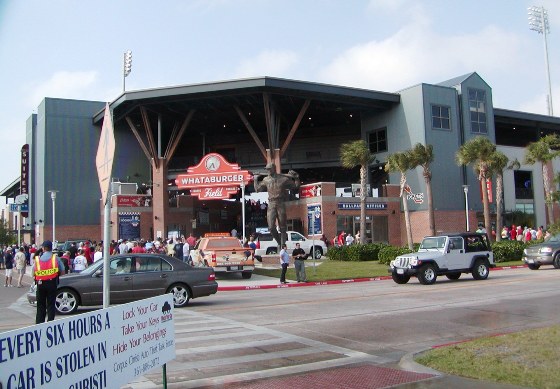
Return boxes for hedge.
[491,239,543,262]
[326,242,388,261]
[378,246,414,265]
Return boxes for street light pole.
[463,185,469,232]
[528,5,554,116]
[48,190,58,243]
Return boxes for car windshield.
[547,234,560,243]
[420,237,446,249]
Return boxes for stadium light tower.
[528,6,554,116]
[123,50,132,92]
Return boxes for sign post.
[96,103,116,308]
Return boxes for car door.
[109,256,134,303]
[132,256,170,300]
[446,237,466,270]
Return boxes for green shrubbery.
[378,246,414,265]
[326,243,388,261]
[491,239,543,262]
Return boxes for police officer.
[31,240,66,323]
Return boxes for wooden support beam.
[140,107,159,169]
[280,99,311,157]
[125,116,155,168]
[165,109,196,160]
[234,105,268,160]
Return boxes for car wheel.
[553,255,560,269]
[311,247,323,259]
[527,263,541,270]
[472,259,489,280]
[167,284,191,308]
[266,247,278,255]
[55,288,79,315]
[418,264,437,285]
[242,271,252,279]
[446,273,461,280]
[392,273,410,284]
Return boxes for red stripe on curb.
[217,265,525,291]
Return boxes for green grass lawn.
[254,259,524,281]
[415,325,560,388]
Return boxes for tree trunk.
[496,173,503,242]
[542,163,554,225]
[481,176,492,240]
[424,171,435,236]
[401,173,413,250]
[359,165,367,244]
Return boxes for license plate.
[397,269,404,274]
[527,259,534,264]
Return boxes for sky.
[0,0,559,195]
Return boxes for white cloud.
[28,71,98,105]
[234,50,299,79]
[319,17,522,93]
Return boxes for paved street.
[2,266,557,388]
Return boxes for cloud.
[319,19,522,93]
[234,50,299,79]
[28,71,98,105]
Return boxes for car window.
[111,257,132,274]
[465,236,488,252]
[205,238,242,249]
[449,237,463,250]
[291,233,304,241]
[134,257,162,272]
[161,259,172,271]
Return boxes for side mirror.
[95,269,103,277]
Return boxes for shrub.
[491,240,525,262]
[326,243,389,261]
[378,246,414,265]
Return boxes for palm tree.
[524,134,560,225]
[340,140,374,244]
[456,136,496,238]
[385,151,415,249]
[408,143,436,236]
[488,151,509,241]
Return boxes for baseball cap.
[42,240,53,249]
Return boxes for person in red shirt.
[510,225,517,241]
[82,241,93,265]
[131,241,145,253]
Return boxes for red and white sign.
[117,195,152,207]
[300,183,322,198]
[175,153,252,200]
[480,178,493,203]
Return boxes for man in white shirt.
[345,233,354,245]
[93,246,103,262]
[182,238,190,264]
[73,249,88,273]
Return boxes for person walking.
[292,243,307,282]
[31,240,66,324]
[279,244,290,284]
[14,247,27,288]
[4,248,14,287]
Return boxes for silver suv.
[389,233,495,285]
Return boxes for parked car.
[522,234,560,270]
[389,233,495,285]
[27,253,218,314]
[54,239,89,256]
[255,231,327,259]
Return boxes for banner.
[307,205,322,235]
[119,213,141,240]
[0,294,175,389]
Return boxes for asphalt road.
[2,266,558,388]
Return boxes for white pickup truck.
[255,231,327,259]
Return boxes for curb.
[218,264,527,292]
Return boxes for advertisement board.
[0,294,175,389]
[307,205,322,235]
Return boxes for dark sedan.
[27,253,218,314]
[522,234,560,270]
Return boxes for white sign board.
[0,294,175,389]
[96,102,116,205]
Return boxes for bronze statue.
[254,163,300,246]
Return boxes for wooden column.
[151,158,169,240]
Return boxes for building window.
[515,203,534,214]
[431,105,451,130]
[468,88,487,134]
[368,128,387,153]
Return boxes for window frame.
[431,104,451,131]
[367,127,387,153]
[468,88,488,134]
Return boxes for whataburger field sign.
[175,153,252,200]
[0,294,175,389]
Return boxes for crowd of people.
[497,225,550,242]
[331,231,360,247]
